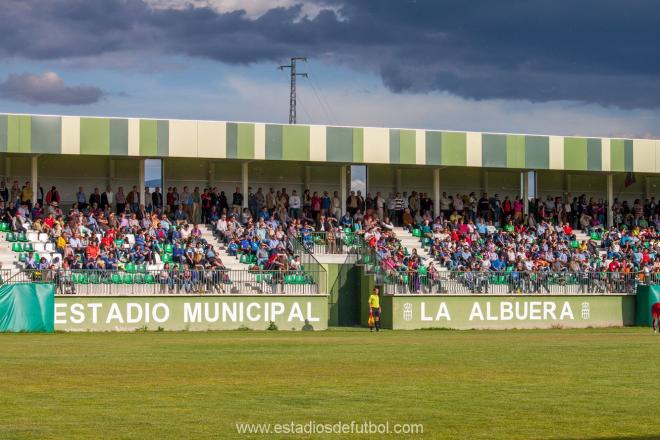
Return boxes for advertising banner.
[55,295,328,331]
[388,295,635,330]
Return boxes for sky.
[1,0,660,138]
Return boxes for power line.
[277,57,307,124]
[309,76,339,125]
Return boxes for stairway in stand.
[391,227,433,263]
[201,225,246,271]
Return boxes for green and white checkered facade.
[0,113,654,173]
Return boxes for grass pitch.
[1,328,660,439]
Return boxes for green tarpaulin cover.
[0,283,54,332]
[635,285,660,326]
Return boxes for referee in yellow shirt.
[368,287,381,332]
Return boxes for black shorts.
[370,307,380,318]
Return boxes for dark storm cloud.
[1,0,660,108]
[0,72,104,105]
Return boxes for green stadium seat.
[17,232,28,242]
[122,274,133,284]
[0,222,9,232]
[162,254,173,263]
[18,252,27,263]
[145,274,156,284]
[134,274,145,284]
[111,273,122,284]
[125,263,136,273]
[23,243,34,252]
[164,244,173,254]
[5,232,16,242]
[11,243,22,252]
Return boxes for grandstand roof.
[0,112,657,173]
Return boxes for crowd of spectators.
[2,178,659,295]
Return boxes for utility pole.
[278,57,307,124]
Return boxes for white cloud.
[0,71,104,105]
[145,0,338,20]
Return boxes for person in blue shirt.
[240,238,251,255]
[491,255,506,272]
[340,213,353,228]
[172,243,185,264]
[227,240,239,256]
[258,207,270,221]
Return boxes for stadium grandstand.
[0,112,658,319]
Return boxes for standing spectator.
[255,188,265,217]
[192,187,201,224]
[440,192,451,219]
[248,187,258,220]
[375,191,385,220]
[346,190,358,216]
[331,191,341,219]
[394,192,405,226]
[76,186,87,210]
[151,187,163,212]
[266,187,276,214]
[89,187,101,209]
[116,187,126,214]
[144,186,152,212]
[101,186,114,210]
[180,187,191,216]
[232,186,243,212]
[0,180,8,203]
[36,182,44,206]
[289,190,301,219]
[408,191,420,216]
[21,181,33,210]
[127,185,140,213]
[45,186,61,207]
[311,191,322,221]
[478,193,490,220]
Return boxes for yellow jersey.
[368,294,380,309]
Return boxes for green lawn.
[1,328,660,439]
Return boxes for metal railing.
[376,270,646,295]
[2,269,324,296]
[298,231,366,256]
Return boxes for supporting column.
[207,162,215,188]
[482,169,489,195]
[31,155,38,206]
[433,168,440,218]
[241,162,249,209]
[522,171,529,215]
[138,158,145,204]
[644,176,650,200]
[161,159,166,190]
[395,168,402,193]
[607,173,614,227]
[340,165,347,215]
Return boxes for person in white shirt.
[289,190,301,219]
